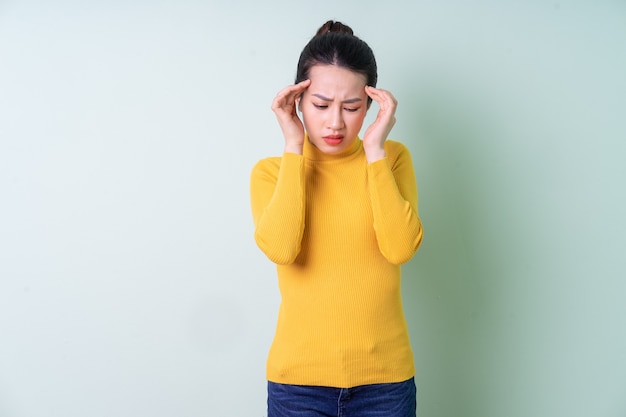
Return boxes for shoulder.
[383,140,412,165]
[384,139,410,155]
[251,156,282,182]
[252,156,282,174]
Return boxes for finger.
[285,79,311,104]
[365,86,397,109]
[295,78,312,89]
[278,79,311,100]
[273,80,311,110]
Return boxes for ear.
[296,95,302,113]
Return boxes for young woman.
[250,20,424,417]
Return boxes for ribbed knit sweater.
[250,135,423,388]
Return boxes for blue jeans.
[267,377,416,417]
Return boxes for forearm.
[251,153,306,264]
[368,157,423,264]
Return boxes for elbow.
[384,249,416,266]
[268,251,300,265]
[254,231,301,265]
[383,225,424,265]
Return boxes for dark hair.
[295,20,377,102]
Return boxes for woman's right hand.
[271,79,311,154]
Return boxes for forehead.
[307,65,367,96]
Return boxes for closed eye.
[313,104,360,112]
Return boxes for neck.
[303,134,362,161]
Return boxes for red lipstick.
[323,134,344,146]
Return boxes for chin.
[323,145,345,154]
[316,142,344,154]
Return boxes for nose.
[328,107,345,130]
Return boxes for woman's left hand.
[362,86,398,163]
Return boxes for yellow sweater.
[250,135,423,388]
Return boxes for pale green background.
[1,1,624,416]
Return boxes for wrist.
[284,142,303,155]
[364,146,386,163]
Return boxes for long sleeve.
[252,138,421,388]
[367,141,423,264]
[250,153,306,265]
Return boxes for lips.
[323,134,344,146]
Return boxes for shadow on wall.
[400,81,500,417]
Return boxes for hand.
[363,86,398,162]
[271,79,311,154]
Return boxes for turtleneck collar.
[303,133,363,162]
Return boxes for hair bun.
[315,20,354,36]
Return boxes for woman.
[250,20,424,417]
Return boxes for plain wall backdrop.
[1,1,625,416]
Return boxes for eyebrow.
[311,93,363,104]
